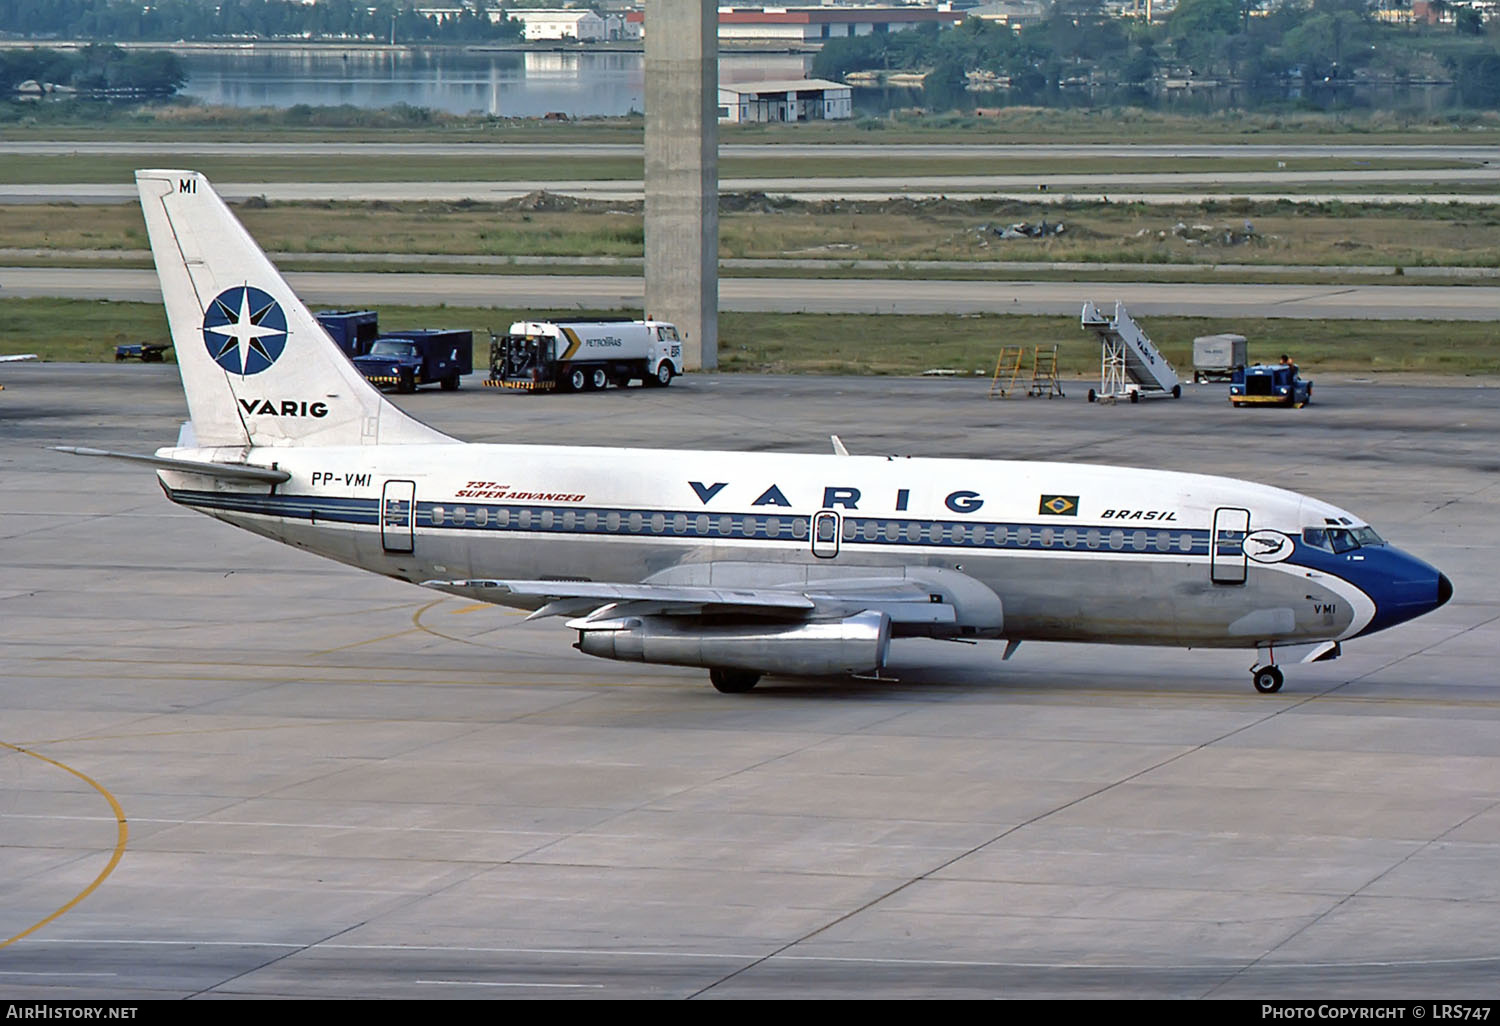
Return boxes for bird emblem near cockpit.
[1245,529,1294,563]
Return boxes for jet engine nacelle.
[575,610,891,677]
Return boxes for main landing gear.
[709,668,761,694]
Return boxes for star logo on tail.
[202,286,287,375]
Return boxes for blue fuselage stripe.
[167,489,1213,556]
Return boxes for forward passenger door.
[1211,507,1250,584]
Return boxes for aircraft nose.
[1349,551,1452,638]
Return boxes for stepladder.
[988,345,1026,399]
[991,344,1064,399]
[1028,345,1064,398]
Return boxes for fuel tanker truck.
[488,318,684,393]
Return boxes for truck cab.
[1230,363,1312,408]
[353,330,473,393]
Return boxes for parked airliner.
[60,170,1452,694]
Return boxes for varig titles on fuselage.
[685,479,1172,520]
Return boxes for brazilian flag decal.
[1038,494,1079,516]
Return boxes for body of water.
[180,49,818,118]
[178,48,1453,119]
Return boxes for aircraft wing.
[423,578,818,620]
[424,566,1001,631]
[0,354,38,363]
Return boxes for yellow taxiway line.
[0,741,128,949]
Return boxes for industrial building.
[627,6,968,43]
[717,79,853,122]
[967,0,1047,28]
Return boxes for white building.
[508,9,609,41]
[718,79,853,123]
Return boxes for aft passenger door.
[1211,507,1250,584]
[381,480,416,554]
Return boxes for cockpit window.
[1304,525,1384,552]
[1327,528,1359,553]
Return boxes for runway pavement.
[10,138,1498,206]
[9,180,1500,207]
[0,363,1496,998]
[12,247,1498,279]
[8,140,1500,160]
[7,265,1500,319]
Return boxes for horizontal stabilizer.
[52,446,291,484]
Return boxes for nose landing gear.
[1251,641,1286,693]
[1248,640,1341,694]
[1252,665,1285,694]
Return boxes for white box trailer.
[1192,333,1248,383]
[488,319,684,392]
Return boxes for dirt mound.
[494,191,642,214]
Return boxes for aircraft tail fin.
[135,169,451,449]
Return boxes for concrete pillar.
[644,0,718,371]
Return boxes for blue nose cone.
[1353,549,1452,638]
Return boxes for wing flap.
[422,578,818,614]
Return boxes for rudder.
[136,169,450,449]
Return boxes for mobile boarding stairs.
[1080,300,1182,404]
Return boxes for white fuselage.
[159,442,1386,649]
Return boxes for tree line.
[0,44,186,95]
[0,0,521,44]
[813,0,1500,111]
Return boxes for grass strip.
[5,297,1495,376]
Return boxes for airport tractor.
[1230,363,1313,408]
[351,329,474,394]
[489,318,684,392]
